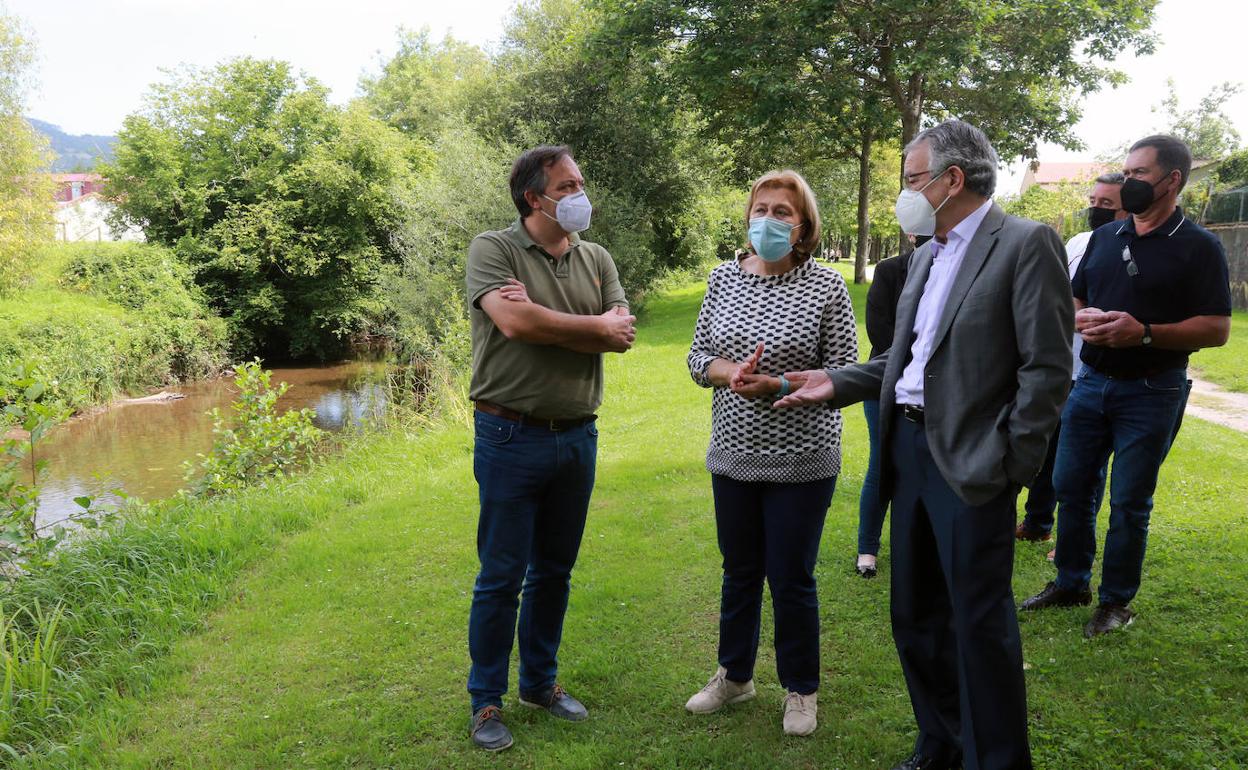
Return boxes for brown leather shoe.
[1014,521,1052,542]
[1084,603,1135,638]
[1021,581,1092,611]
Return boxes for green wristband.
[777,375,790,397]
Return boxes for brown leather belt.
[474,400,596,431]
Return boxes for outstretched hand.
[772,369,834,409]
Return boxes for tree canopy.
[102,58,422,358]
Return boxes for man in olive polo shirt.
[464,144,635,751]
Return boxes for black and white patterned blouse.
[687,257,859,483]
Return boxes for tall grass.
[0,601,67,756]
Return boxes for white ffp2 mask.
[894,169,951,237]
[542,191,593,233]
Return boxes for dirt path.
[1187,375,1248,434]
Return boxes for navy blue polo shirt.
[1072,207,1231,374]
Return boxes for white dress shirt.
[894,198,994,407]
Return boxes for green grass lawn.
[1190,309,1248,392]
[27,272,1248,769]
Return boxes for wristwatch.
[1141,322,1152,346]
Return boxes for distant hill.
[29,118,117,172]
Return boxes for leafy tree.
[102,58,422,358]
[0,10,53,294]
[1001,180,1088,239]
[598,0,1158,279]
[359,29,493,142]
[484,0,732,279]
[1156,78,1242,161]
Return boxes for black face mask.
[1086,206,1118,230]
[1120,176,1171,215]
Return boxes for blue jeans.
[711,474,836,695]
[857,400,889,555]
[1053,366,1189,606]
[466,411,597,712]
[1022,397,1107,534]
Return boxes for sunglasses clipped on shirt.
[1122,246,1138,277]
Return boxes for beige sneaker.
[684,666,756,714]
[782,691,817,736]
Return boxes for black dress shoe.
[1084,603,1135,638]
[1020,580,1092,611]
[519,683,588,721]
[890,750,962,770]
[470,705,513,752]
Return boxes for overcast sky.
[14,0,1248,194]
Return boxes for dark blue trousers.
[857,399,890,555]
[466,411,597,712]
[711,474,836,695]
[890,414,1032,770]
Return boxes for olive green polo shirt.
[466,218,628,419]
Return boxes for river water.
[31,361,389,528]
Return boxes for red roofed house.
[1018,162,1116,195]
[53,173,106,203]
[51,173,144,243]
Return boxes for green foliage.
[1001,180,1089,239]
[185,361,321,496]
[102,58,423,358]
[359,29,492,141]
[0,600,67,754]
[1156,78,1242,161]
[488,0,726,277]
[0,10,53,295]
[0,365,112,576]
[0,244,229,416]
[1215,147,1248,190]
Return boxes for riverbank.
[0,242,230,422]
[8,274,1245,768]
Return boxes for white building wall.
[53,194,145,243]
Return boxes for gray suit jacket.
[830,203,1074,505]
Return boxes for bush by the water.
[184,361,321,496]
[0,242,229,419]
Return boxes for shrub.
[185,361,321,496]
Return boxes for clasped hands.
[1076,306,1145,348]
[728,342,835,407]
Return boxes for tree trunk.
[854,124,873,284]
[897,81,924,254]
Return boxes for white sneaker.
[782,691,817,736]
[684,666,756,714]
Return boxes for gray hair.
[1095,172,1126,185]
[905,120,998,198]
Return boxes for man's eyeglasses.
[903,169,938,186]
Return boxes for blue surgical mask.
[748,216,800,262]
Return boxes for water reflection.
[32,361,390,527]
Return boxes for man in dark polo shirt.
[1022,135,1231,637]
[463,144,635,751]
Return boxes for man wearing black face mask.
[1015,173,1127,545]
[1022,135,1232,638]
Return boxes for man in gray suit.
[777,120,1073,770]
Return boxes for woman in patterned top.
[684,170,859,737]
